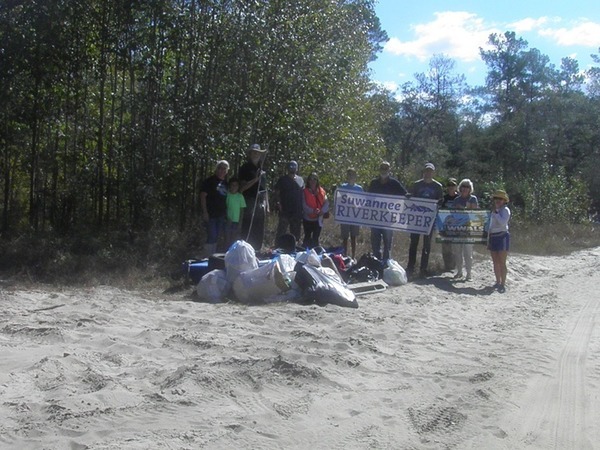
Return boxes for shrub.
[517,164,590,224]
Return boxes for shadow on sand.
[410,275,497,296]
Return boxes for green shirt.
[226,192,246,222]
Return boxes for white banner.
[334,189,438,235]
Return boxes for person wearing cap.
[338,168,364,258]
[200,160,230,256]
[368,161,407,261]
[440,178,459,271]
[488,190,511,293]
[273,160,305,243]
[453,178,479,281]
[239,143,268,251]
[406,162,444,278]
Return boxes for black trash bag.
[295,264,358,309]
[346,266,379,284]
[356,253,384,279]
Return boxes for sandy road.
[2,248,600,449]
[506,251,600,449]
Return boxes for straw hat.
[492,190,509,202]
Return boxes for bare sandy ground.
[1,247,599,449]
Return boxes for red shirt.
[303,186,327,219]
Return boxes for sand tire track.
[515,276,598,449]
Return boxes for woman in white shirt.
[487,190,511,293]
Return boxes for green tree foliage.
[374,31,600,220]
[2,2,600,246]
[0,0,387,235]
[382,54,465,179]
[517,164,590,224]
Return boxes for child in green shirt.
[226,178,246,249]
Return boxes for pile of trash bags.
[196,240,408,307]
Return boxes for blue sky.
[369,0,600,91]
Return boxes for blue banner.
[435,209,491,244]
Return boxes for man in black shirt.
[273,160,304,243]
[406,162,444,278]
[200,160,229,255]
[239,143,268,251]
[368,161,407,261]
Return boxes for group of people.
[200,145,511,292]
[200,144,267,256]
[200,143,333,254]
[401,164,511,290]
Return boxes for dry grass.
[1,216,598,288]
[313,216,600,272]
[510,221,600,255]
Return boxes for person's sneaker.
[465,273,472,281]
[453,272,463,279]
[498,284,506,293]
[492,282,501,289]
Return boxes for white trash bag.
[383,259,408,286]
[224,240,258,283]
[197,269,230,303]
[277,253,296,273]
[295,248,321,267]
[233,259,285,304]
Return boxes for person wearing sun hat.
[239,143,268,251]
[488,189,511,293]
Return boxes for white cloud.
[538,21,600,47]
[507,16,554,33]
[383,11,600,67]
[384,11,499,62]
[379,80,399,92]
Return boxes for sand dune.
[1,248,599,449]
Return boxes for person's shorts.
[488,232,510,252]
[341,224,360,239]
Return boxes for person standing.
[406,162,444,278]
[368,161,407,261]
[200,160,229,256]
[225,177,246,249]
[338,168,364,258]
[488,190,511,293]
[440,178,459,271]
[273,160,304,243]
[453,178,479,281]
[302,172,329,249]
[239,143,268,252]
